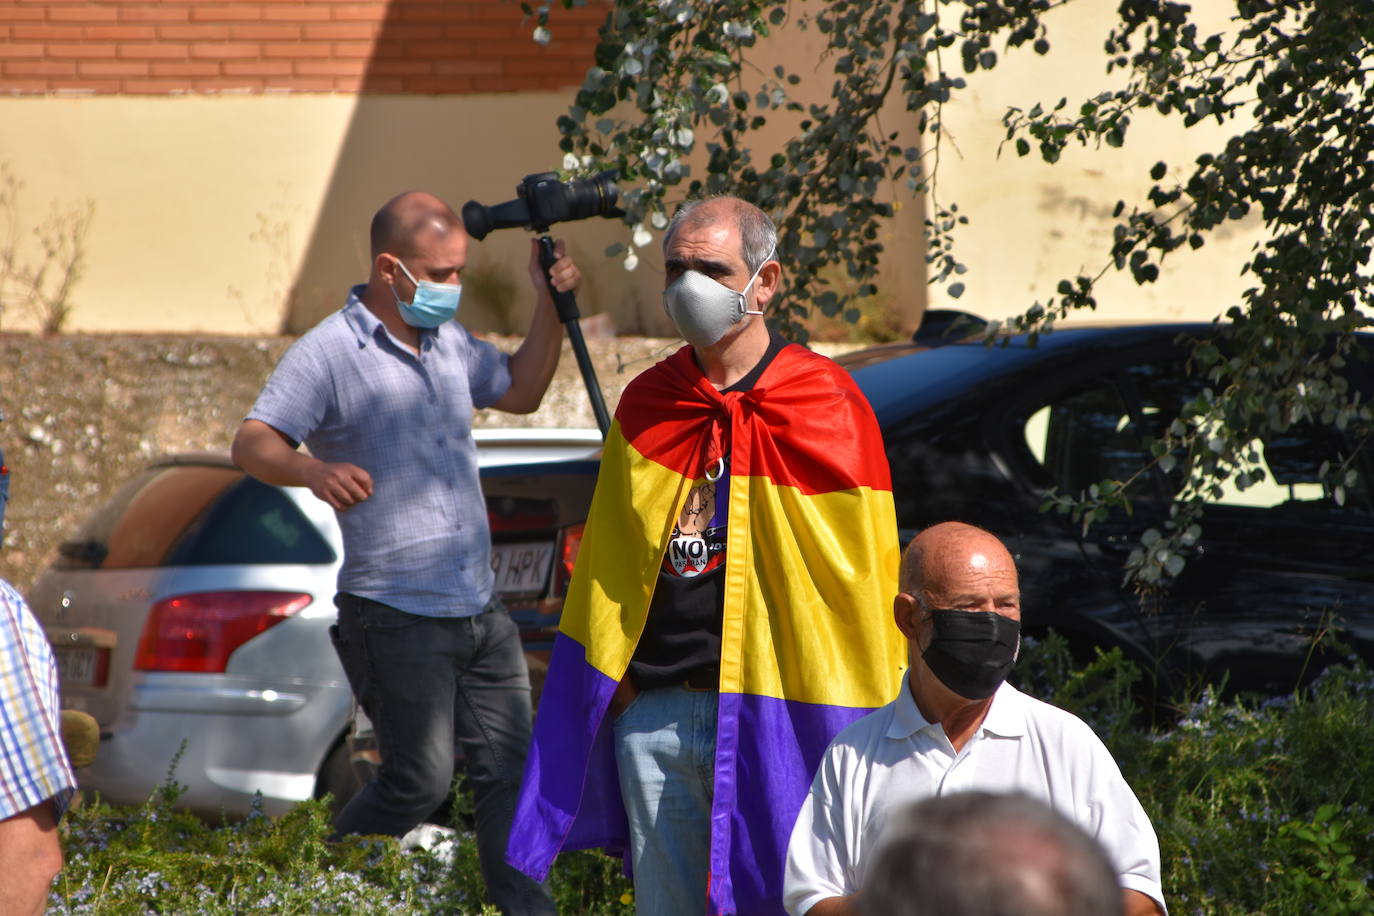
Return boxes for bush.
[50,768,632,914]
[1016,633,1374,915]
[49,639,1374,914]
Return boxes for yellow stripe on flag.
[722,479,906,707]
[557,421,696,679]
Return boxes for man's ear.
[894,592,922,641]
[753,260,782,309]
[375,253,399,285]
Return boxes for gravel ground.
[0,331,850,593]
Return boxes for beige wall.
[0,93,666,336]
[1,3,1264,339]
[930,2,1264,327]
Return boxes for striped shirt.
[246,288,512,617]
[1,579,76,821]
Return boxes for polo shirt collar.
[980,681,1028,738]
[886,672,1027,740]
[888,671,935,739]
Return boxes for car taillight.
[134,591,312,673]
[554,524,584,596]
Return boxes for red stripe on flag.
[616,344,891,495]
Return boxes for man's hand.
[492,240,578,415]
[527,237,581,305]
[231,419,373,511]
[301,460,373,511]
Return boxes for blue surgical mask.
[392,257,461,328]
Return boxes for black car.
[844,321,1374,702]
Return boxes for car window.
[1208,424,1373,512]
[53,465,334,569]
[167,476,336,566]
[1125,360,1373,513]
[54,465,242,569]
[1023,358,1373,514]
[1023,382,1156,503]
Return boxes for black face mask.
[921,609,1021,700]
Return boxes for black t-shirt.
[628,331,789,690]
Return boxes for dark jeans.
[330,593,555,916]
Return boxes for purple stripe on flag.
[507,633,627,880]
[710,693,877,916]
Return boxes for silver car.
[31,430,600,817]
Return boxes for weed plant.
[48,634,1374,914]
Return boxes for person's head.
[660,196,781,350]
[368,191,468,328]
[895,522,1021,702]
[859,791,1124,916]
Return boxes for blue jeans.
[330,593,555,916]
[614,686,719,916]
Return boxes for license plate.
[491,541,554,596]
[55,646,109,687]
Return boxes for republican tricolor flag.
[508,342,905,915]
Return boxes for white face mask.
[662,248,774,348]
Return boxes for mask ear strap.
[393,257,419,286]
[741,245,777,316]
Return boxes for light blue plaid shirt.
[1,579,76,820]
[247,288,512,617]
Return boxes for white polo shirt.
[783,675,1166,915]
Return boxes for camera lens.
[562,171,620,221]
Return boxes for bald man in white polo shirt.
[783,522,1166,916]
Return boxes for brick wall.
[0,1,607,94]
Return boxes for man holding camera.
[232,190,577,916]
[509,196,905,916]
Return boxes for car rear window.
[54,464,335,569]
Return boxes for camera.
[462,170,622,240]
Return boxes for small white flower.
[532,26,551,45]
[632,224,653,248]
[624,249,640,271]
[563,152,580,171]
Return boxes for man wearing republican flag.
[508,196,906,916]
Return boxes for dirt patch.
[0,331,689,593]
